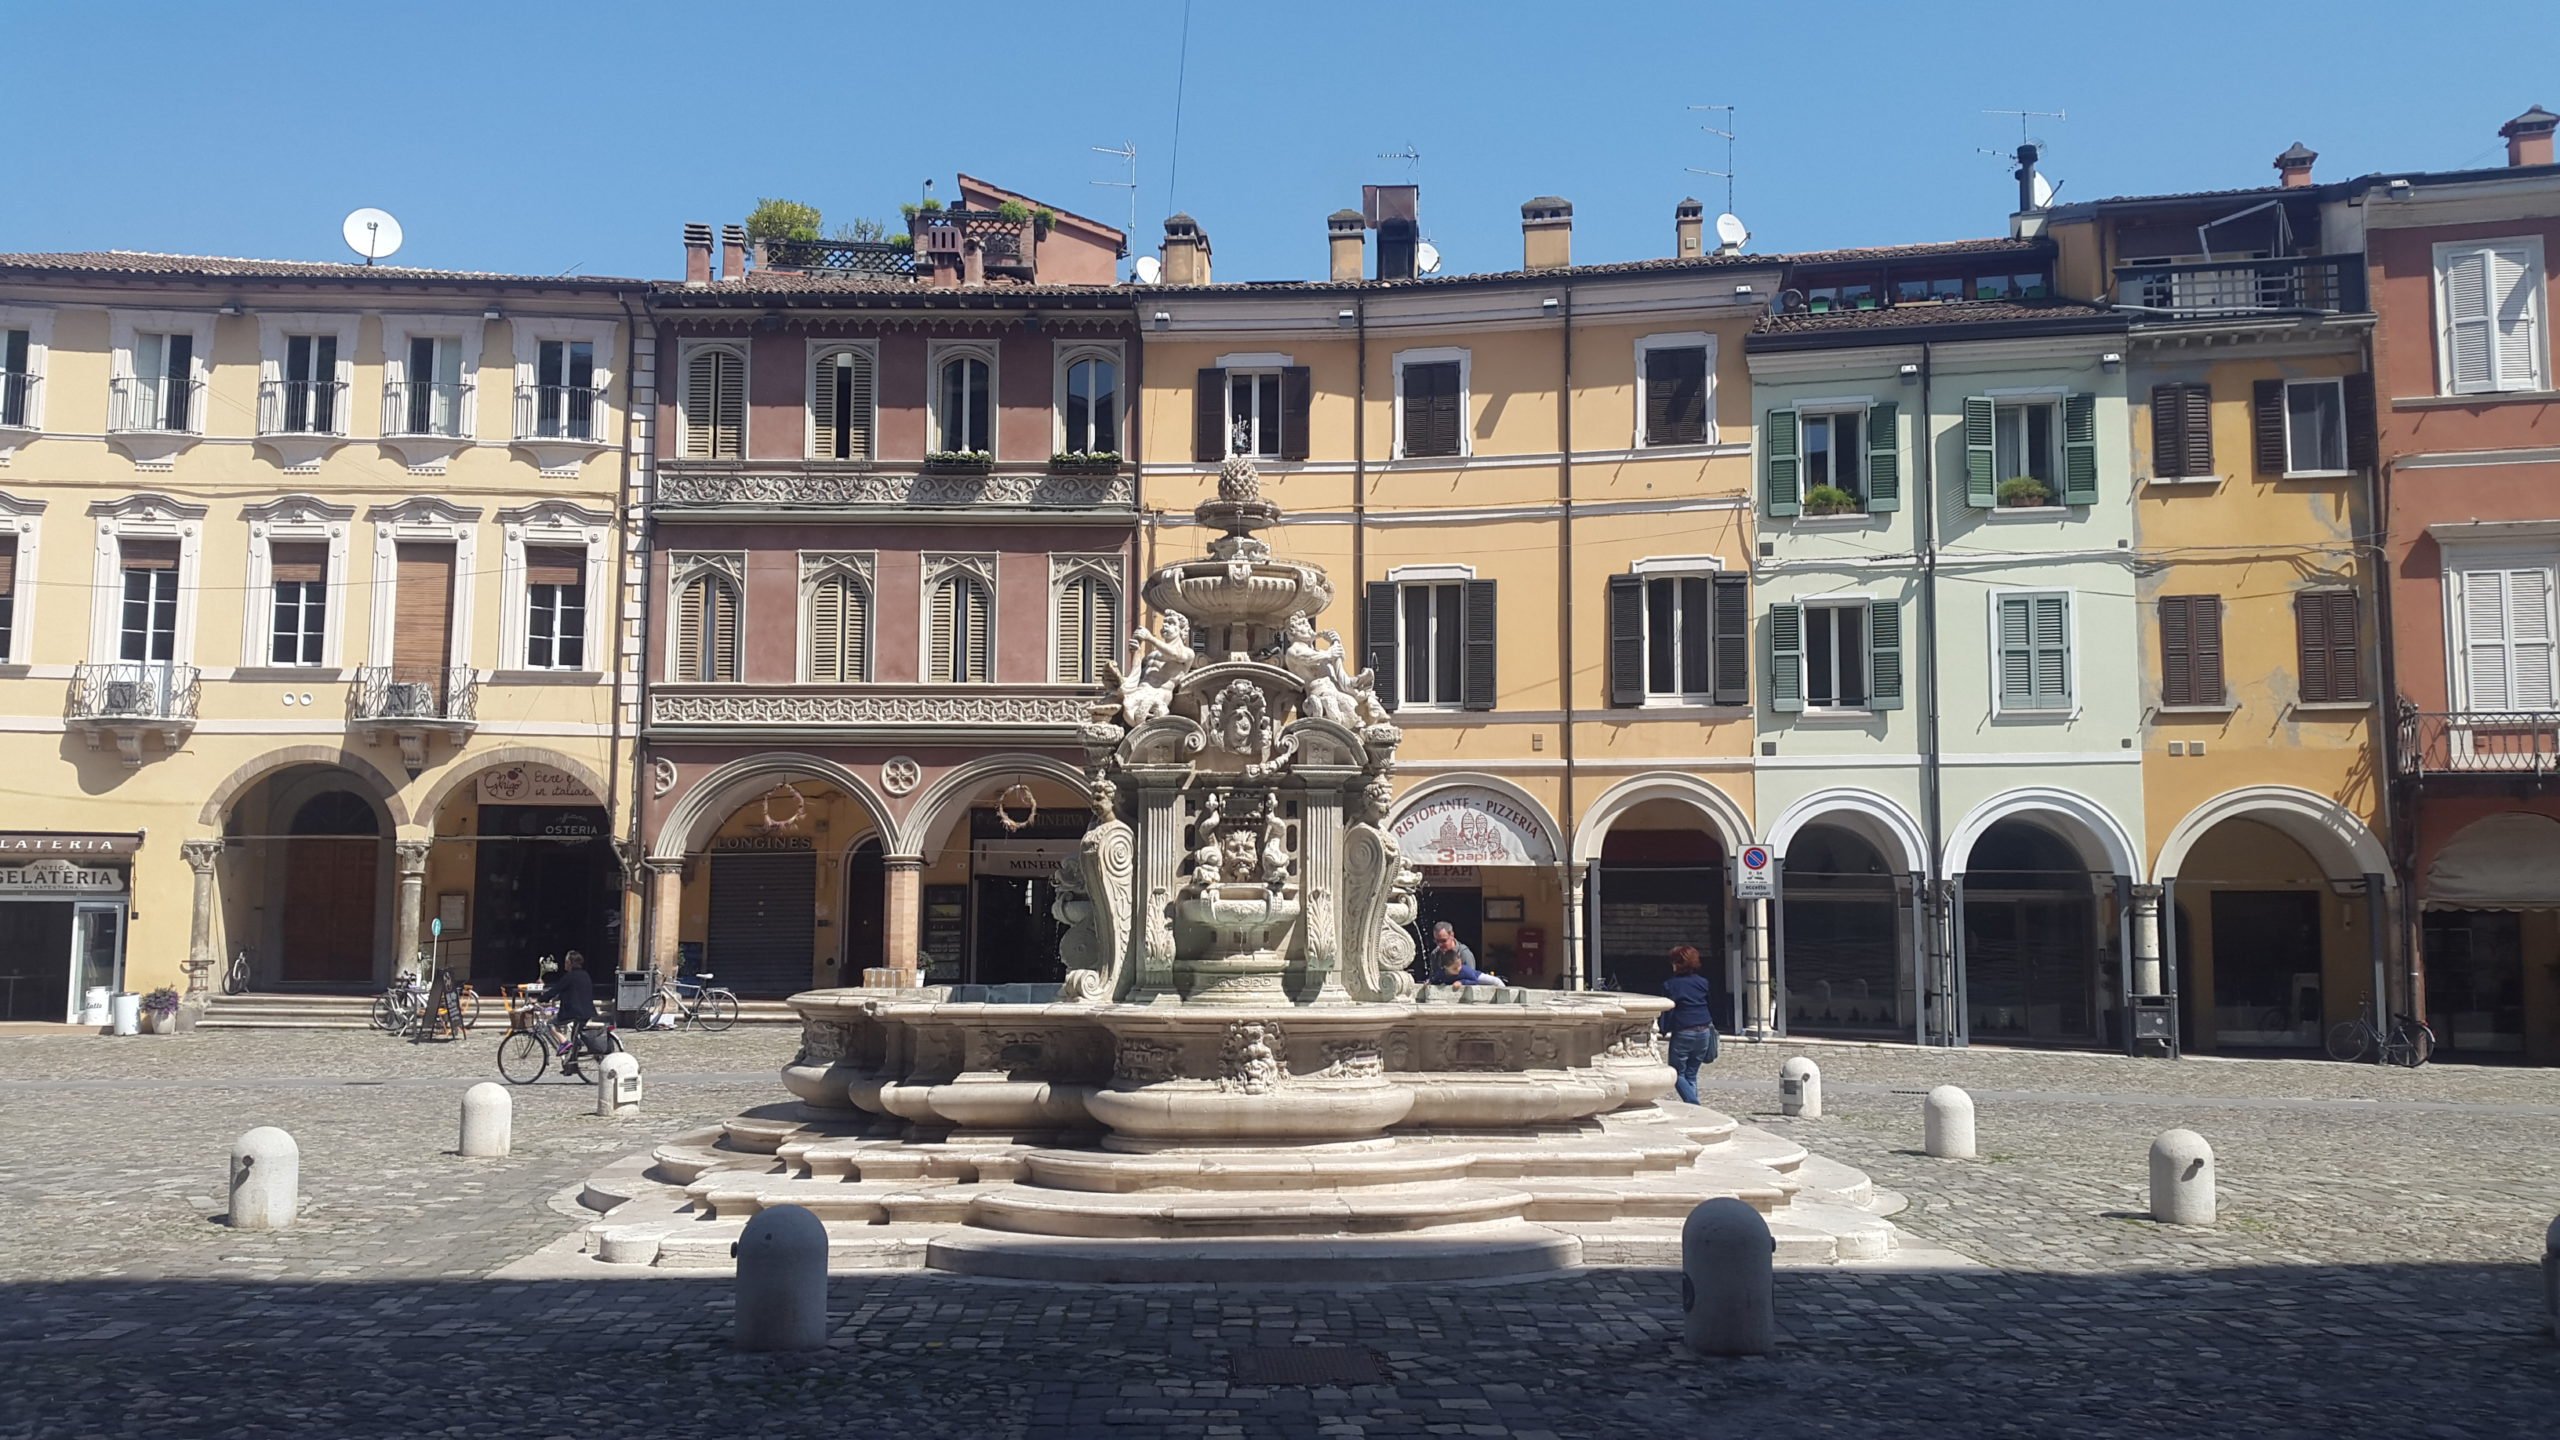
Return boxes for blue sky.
[3,1,2537,281]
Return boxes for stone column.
[180,838,224,995]
[1563,862,1588,991]
[392,839,433,977]
[645,858,685,980]
[874,857,924,987]
[1131,778,1185,998]
[2130,884,2165,998]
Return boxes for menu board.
[922,885,968,981]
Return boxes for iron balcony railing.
[516,383,604,442]
[108,375,204,434]
[0,370,36,429]
[352,665,478,724]
[759,238,917,278]
[382,379,471,438]
[2112,253,2367,320]
[257,379,349,436]
[68,662,201,723]
[2398,710,2560,777]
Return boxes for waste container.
[616,972,655,1016]
[82,986,111,1027]
[110,992,140,1036]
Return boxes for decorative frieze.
[657,470,1133,510]
[650,689,1095,728]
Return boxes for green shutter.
[1767,602,1803,713]
[2061,392,2099,505]
[1964,396,1996,507]
[1867,598,1903,709]
[1997,595,2035,708]
[1763,409,1799,518]
[2032,594,2072,708]
[1865,401,1900,511]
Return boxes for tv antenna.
[341,207,404,266]
[1378,144,1422,177]
[1091,141,1139,260]
[1983,108,2066,147]
[1686,104,1736,214]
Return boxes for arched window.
[1052,564,1121,685]
[1061,351,1119,455]
[934,353,992,453]
[929,573,992,683]
[808,345,876,460]
[806,571,872,682]
[673,569,740,682]
[681,344,746,459]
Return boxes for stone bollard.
[2149,1128,2216,1227]
[228,1126,298,1230]
[1779,1057,1822,1119]
[459,1081,511,1158]
[733,1205,829,1352]
[596,1051,642,1118]
[1680,1196,1776,1356]
[1923,1085,1975,1159]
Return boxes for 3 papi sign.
[1390,788,1558,867]
[1733,844,1775,900]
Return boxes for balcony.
[0,370,36,463]
[2399,710,2560,780]
[654,465,1133,512]
[648,683,1098,741]
[2112,253,2367,322]
[759,238,916,279]
[67,662,200,767]
[513,383,609,474]
[380,379,474,470]
[352,664,478,771]
[107,376,204,468]
[256,379,352,469]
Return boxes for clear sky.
[3,0,2538,281]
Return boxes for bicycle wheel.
[2324,1020,2371,1063]
[497,1032,550,1085]
[573,1030,623,1084]
[2398,1019,2436,1068]
[699,991,739,1033]
[644,993,677,1031]
[369,993,401,1032]
[457,988,483,1032]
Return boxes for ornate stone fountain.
[549,461,1902,1282]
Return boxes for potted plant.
[1997,476,2053,509]
[994,200,1032,225]
[139,986,182,1036]
[1050,450,1123,475]
[924,449,993,475]
[1803,484,1862,517]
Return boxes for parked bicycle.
[2326,997,2435,1067]
[646,970,739,1032]
[371,958,482,1038]
[221,947,251,997]
[496,996,623,1084]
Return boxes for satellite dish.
[1714,212,1750,250]
[2029,171,2057,209]
[1415,240,1442,275]
[342,208,404,266]
[1131,255,1163,285]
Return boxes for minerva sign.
[1389,789,1558,867]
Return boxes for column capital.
[644,855,687,877]
[394,839,435,874]
[180,837,225,872]
[2130,883,2166,906]
[883,854,928,872]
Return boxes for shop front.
[1389,784,1563,989]
[0,832,135,1023]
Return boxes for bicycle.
[2326,998,2436,1067]
[221,947,251,997]
[496,998,622,1084]
[645,970,739,1033]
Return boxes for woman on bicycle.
[544,951,598,1073]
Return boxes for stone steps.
[197,992,800,1030]
[925,1221,1582,1285]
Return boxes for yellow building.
[0,252,648,1021]
[1135,197,1782,1016]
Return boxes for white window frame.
[254,312,360,438]
[85,493,209,665]
[497,501,609,674]
[2432,236,2548,396]
[2281,377,2351,478]
[1800,595,1876,715]
[1390,346,1472,461]
[1049,552,1124,684]
[1630,557,1722,705]
[675,338,749,460]
[1053,341,1125,457]
[107,309,215,440]
[378,314,482,444]
[922,552,999,684]
[805,339,879,462]
[1632,331,1719,448]
[2442,548,2560,715]
[1392,578,1469,710]
[509,317,617,446]
[1796,401,1874,506]
[365,497,483,675]
[1990,394,2066,507]
[926,341,1000,456]
[798,551,878,684]
[238,495,355,671]
[665,551,747,684]
[0,304,56,444]
[0,490,42,666]
[1987,587,2079,718]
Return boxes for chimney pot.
[2274,142,2318,188]
[1521,195,1573,272]
[962,237,986,288]
[719,224,748,283]
[683,222,713,287]
[1328,208,1366,284]
[1675,198,1706,259]
[2501,105,2558,168]
[1162,213,1212,287]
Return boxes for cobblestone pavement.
[1,1029,2554,1438]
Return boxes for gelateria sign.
[1390,790,1557,867]
[477,764,599,805]
[0,859,126,894]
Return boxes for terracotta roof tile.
[1752,298,2123,341]
[0,250,646,286]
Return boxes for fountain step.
[1024,1146,1479,1193]
[692,1180,980,1225]
[1792,1153,1877,1208]
[1713,1128,1809,1174]
[968,1180,1537,1239]
[925,1221,1582,1285]
[650,1226,938,1273]
[1565,1203,1895,1268]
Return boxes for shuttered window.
[935,355,992,453]
[1208,367,1311,460]
[1606,572,1749,705]
[268,541,328,667]
[2149,382,2213,479]
[682,346,745,459]
[1398,360,1463,459]
[809,347,875,461]
[930,575,993,683]
[1053,573,1120,685]
[393,541,456,680]
[1,328,30,429]
[2453,565,2557,712]
[524,545,586,671]
[1765,598,1899,713]
[1997,593,2073,711]
[807,573,871,683]
[1641,346,1707,447]
[0,534,15,658]
[2156,594,2225,708]
[1802,410,1863,505]
[1763,408,1799,518]
[2437,241,2547,395]
[1375,579,1494,710]
[1804,603,1868,709]
[2294,590,2364,705]
[674,573,740,683]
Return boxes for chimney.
[2502,105,2558,167]
[1675,198,1705,260]
[2274,142,2318,188]
[682,223,713,286]
[1162,213,1211,286]
[1328,209,1366,283]
[962,237,986,288]
[2013,143,2044,213]
[1521,196,1573,271]
[719,225,748,282]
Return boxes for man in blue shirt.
[1425,922,1501,986]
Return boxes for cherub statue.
[1108,611,1194,727]
[1279,613,1388,727]
[1259,810,1292,889]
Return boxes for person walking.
[1658,944,1719,1105]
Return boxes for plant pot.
[1048,461,1123,478]
[141,1011,176,1035]
[923,458,993,476]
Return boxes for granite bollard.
[1779,1057,1821,1119]
[459,1082,511,1158]
[228,1126,298,1230]
[597,1051,642,1117]
[733,1204,829,1351]
[1923,1085,1974,1159]
[2149,1128,2216,1227]
[1681,1196,1775,1356]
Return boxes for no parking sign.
[1734,845,1774,899]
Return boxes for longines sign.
[0,832,142,860]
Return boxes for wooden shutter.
[1280,365,1313,461]
[1054,575,1114,684]
[809,575,868,683]
[1762,409,1799,517]
[1644,347,1707,447]
[1363,581,1400,713]
[684,348,743,459]
[675,578,705,680]
[1865,401,1900,511]
[2158,595,2222,707]
[2343,372,2377,473]
[393,542,455,673]
[2490,246,2541,390]
[1459,578,1496,711]
[2295,590,2364,705]
[1867,598,1903,710]
[710,578,738,682]
[525,545,582,589]
[2061,393,2099,505]
[1401,361,1462,459]
[811,348,875,460]
[2150,384,2187,479]
[1711,574,1749,707]
[1607,574,1645,707]
[1767,603,1803,713]
[269,542,327,585]
[0,535,15,595]
[2252,379,2286,476]
[2031,594,2071,708]
[2178,383,2214,477]
[1194,368,1225,461]
[929,580,956,683]
[1963,397,1997,507]
[121,538,179,571]
[2443,247,2495,393]
[2191,597,2225,707]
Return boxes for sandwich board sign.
[1734,845,1775,900]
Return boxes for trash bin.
[616,972,654,1017]
[82,986,111,1027]
[110,992,140,1036]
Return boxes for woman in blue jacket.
[1657,944,1719,1105]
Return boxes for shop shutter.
[1867,599,1904,710]
[2252,379,2287,476]
[393,541,455,674]
[1363,581,1400,713]
[1711,574,1749,707]
[269,541,327,585]
[1460,579,1496,711]
[1762,409,1798,517]
[683,347,743,459]
[2343,372,2377,473]
[1864,401,1901,511]
[1767,602,1803,713]
[1606,574,1645,707]
[2061,393,2099,505]
[1194,368,1226,461]
[525,545,582,589]
[1963,397,1997,507]
[1644,346,1707,446]
[1280,365,1313,461]
[706,850,817,998]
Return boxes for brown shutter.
[2159,596,2196,706]
[711,579,739,681]
[525,545,584,588]
[1363,581,1399,713]
[120,538,179,571]
[1647,347,1707,446]
[2323,592,2361,702]
[2150,384,2186,478]
[675,578,705,680]
[2252,379,2286,476]
[269,542,327,585]
[1712,573,1750,707]
[0,535,15,594]
[2192,595,2223,705]
[1280,365,1313,461]
[1459,578,1496,711]
[2343,372,2378,472]
[2180,382,2214,476]
[394,541,456,673]
[2297,590,2363,704]
[1194,368,1225,462]
[1607,574,1646,707]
